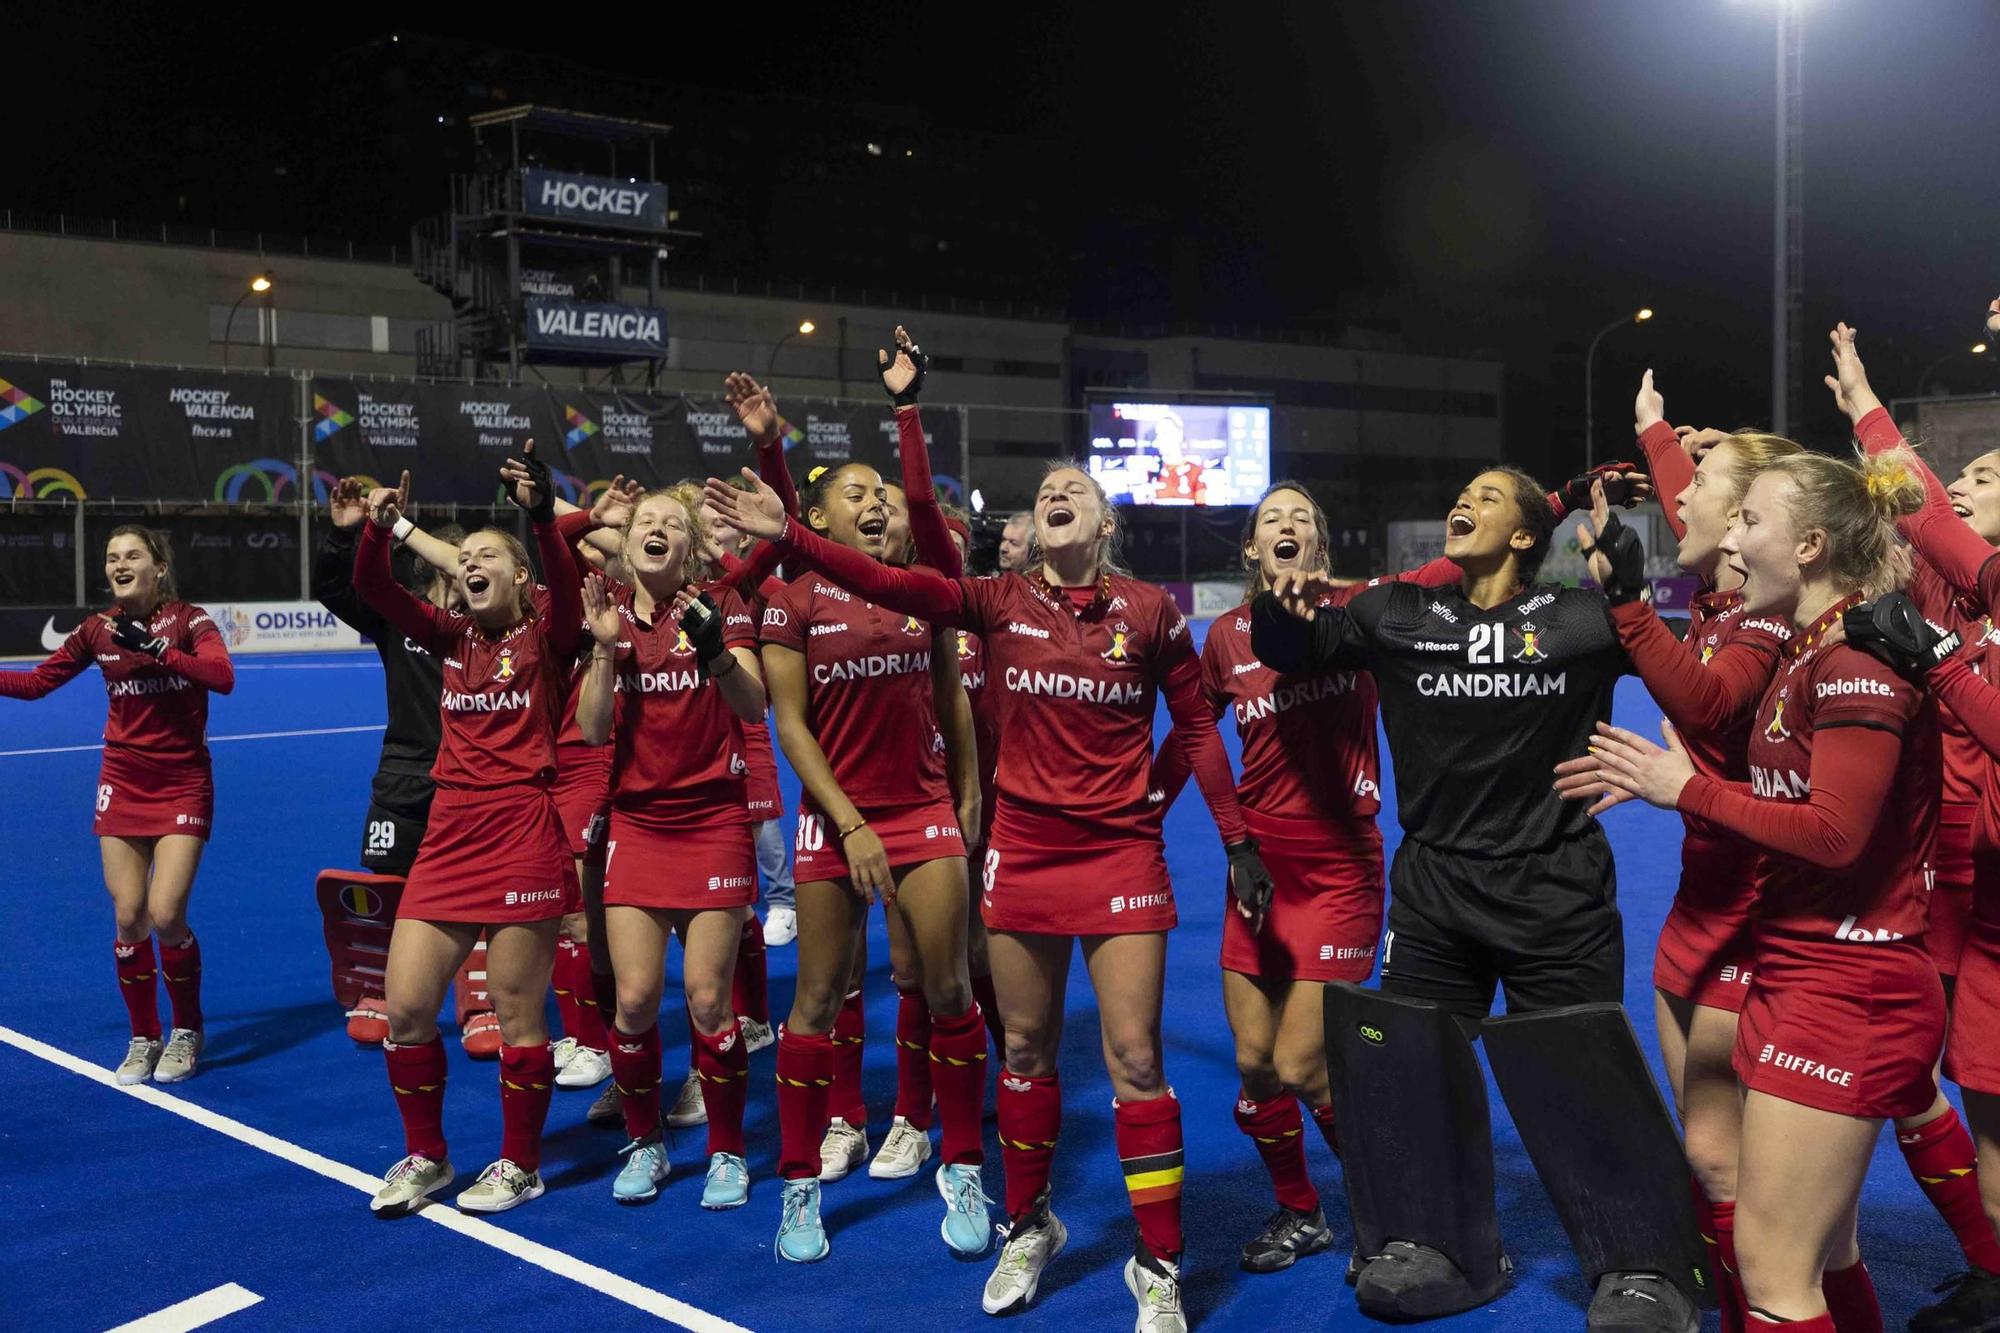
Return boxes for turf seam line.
[0,1023,752,1333]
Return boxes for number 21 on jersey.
[1467,623,1504,665]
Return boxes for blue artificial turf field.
[0,633,1962,1332]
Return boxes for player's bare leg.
[101,836,164,1082]
[1225,970,1335,1273]
[676,905,752,1208]
[146,833,206,1081]
[373,917,480,1216]
[1735,1092,1880,1324]
[982,929,1073,1315]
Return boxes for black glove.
[1555,460,1648,516]
[679,591,729,675]
[107,613,168,659]
[880,335,927,406]
[511,449,556,523]
[1225,838,1275,929]
[1582,511,1648,606]
[1844,592,1961,683]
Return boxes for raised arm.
[577,574,620,748]
[723,372,801,517]
[499,440,584,662]
[0,627,93,700]
[879,327,963,578]
[1931,653,2000,760]
[1632,370,1693,541]
[314,480,385,637]
[354,485,455,652]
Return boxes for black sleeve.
[314,525,383,638]
[1250,590,1370,672]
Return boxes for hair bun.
[1864,461,1912,501]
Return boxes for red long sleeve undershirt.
[1676,724,1903,869]
[1636,420,1694,542]
[358,516,581,661]
[776,519,1247,844]
[759,424,800,518]
[1610,599,1769,734]
[1854,406,1999,606]
[0,618,234,697]
[158,636,235,693]
[895,405,963,579]
[1931,654,2000,758]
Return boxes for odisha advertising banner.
[0,361,293,501]
[0,602,360,659]
[520,168,668,232]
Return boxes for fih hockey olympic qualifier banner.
[0,361,294,502]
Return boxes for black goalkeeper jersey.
[314,525,444,792]
[1252,579,1627,858]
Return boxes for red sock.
[1899,1108,2000,1271]
[999,1070,1061,1219]
[157,933,203,1032]
[384,1035,448,1160]
[113,938,162,1040]
[931,1003,988,1164]
[1690,1180,1744,1333]
[693,1022,750,1157]
[1235,1092,1317,1213]
[1309,1101,1338,1156]
[971,971,1005,1050]
[1820,1260,1881,1333]
[590,967,618,1031]
[895,986,935,1129]
[565,938,608,1050]
[1714,1200,1750,1328]
[1750,1317,1835,1332]
[777,1027,834,1179]
[552,937,586,1043]
[831,988,867,1128]
[1116,1091,1186,1263]
[733,918,770,1026]
[610,1023,662,1141]
[498,1043,555,1173]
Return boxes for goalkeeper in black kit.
[1255,466,1710,1333]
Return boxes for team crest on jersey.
[672,628,693,656]
[1103,622,1133,665]
[902,614,925,635]
[1511,620,1547,663]
[1700,639,1717,665]
[956,630,973,657]
[1765,688,1791,741]
[495,648,516,682]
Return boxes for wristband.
[391,516,415,543]
[837,820,868,839]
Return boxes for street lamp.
[765,320,817,381]
[222,271,275,368]
[1916,343,1993,400]
[1584,307,1655,467]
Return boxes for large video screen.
[1086,400,1270,506]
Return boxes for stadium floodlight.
[766,320,818,380]
[1975,343,1990,356]
[1584,307,1657,467]
[223,272,277,367]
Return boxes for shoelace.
[1140,1263,1183,1314]
[778,1183,814,1233]
[708,1155,743,1183]
[480,1160,519,1187]
[386,1155,428,1184]
[618,1135,659,1160]
[165,1031,196,1056]
[995,1225,1042,1277]
[947,1169,993,1216]
[124,1036,154,1058]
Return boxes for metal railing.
[0,209,403,266]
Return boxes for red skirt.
[1219,808,1383,983]
[1930,810,1976,978]
[1945,862,2000,1093]
[742,721,783,823]
[793,798,965,883]
[981,798,1173,936]
[1652,834,1759,1011]
[94,746,214,841]
[1735,926,1945,1118]
[602,808,757,911]
[400,785,578,923]
[550,742,613,858]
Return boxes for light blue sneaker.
[612,1132,669,1205]
[774,1177,830,1263]
[702,1152,750,1210]
[937,1162,994,1257]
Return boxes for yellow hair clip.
[1864,463,1911,499]
[806,465,829,485]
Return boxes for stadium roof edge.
[467,105,674,142]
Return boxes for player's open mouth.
[1954,502,1974,519]
[642,535,670,558]
[111,572,135,588]
[1272,538,1301,561]
[1727,558,1748,584]
[1046,505,1076,529]
[857,514,887,538]
[1447,512,1476,536]
[465,573,490,595]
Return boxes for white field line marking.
[0,724,385,758]
[0,1025,750,1333]
[104,1282,263,1333]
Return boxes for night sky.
[16,3,2000,461]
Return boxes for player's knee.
[150,910,189,943]
[1001,1025,1058,1076]
[923,972,971,1018]
[112,902,151,939]
[1273,1049,1324,1097]
[615,979,664,1033]
[1681,1129,1738,1204]
[789,973,844,1032]
[1103,1029,1164,1094]
[384,996,434,1042]
[684,981,732,1034]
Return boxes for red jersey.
[958,626,1000,833]
[1611,591,1790,789]
[761,573,949,811]
[607,581,758,826]
[355,522,580,792]
[1678,599,1939,941]
[1191,604,1382,821]
[0,601,234,761]
[1155,460,1204,504]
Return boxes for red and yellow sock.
[1116,1090,1186,1264]
[1820,1259,1880,1333]
[831,988,867,1128]
[1235,1091,1317,1214]
[384,1034,448,1160]
[1898,1108,2000,1272]
[498,1042,555,1173]
[930,1003,988,1165]
[894,986,935,1130]
[113,937,162,1040]
[997,1070,1060,1220]
[609,1022,662,1142]
[693,1021,750,1157]
[157,933,202,1032]
[776,1027,834,1180]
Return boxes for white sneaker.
[869,1116,933,1179]
[740,1017,775,1054]
[370,1154,454,1217]
[819,1118,869,1183]
[556,1046,611,1089]
[1124,1254,1187,1332]
[763,907,798,946]
[115,1035,164,1086]
[153,1028,203,1084]
[457,1159,545,1214]
[551,1036,579,1071]
[665,1069,708,1128]
[982,1207,1068,1314]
